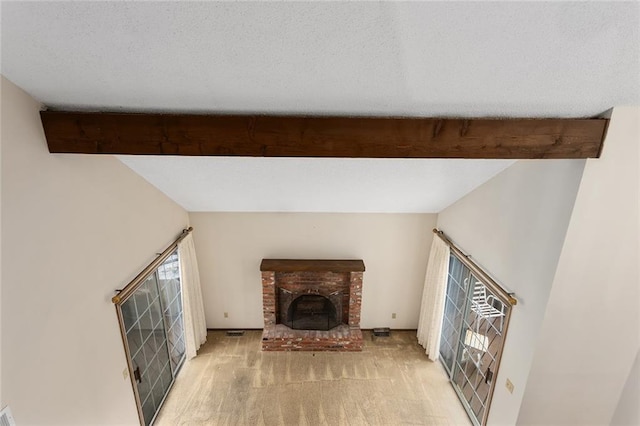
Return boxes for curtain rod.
[433,228,517,306]
[112,227,193,305]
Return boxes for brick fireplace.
[260,259,365,351]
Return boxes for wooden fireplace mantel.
[260,259,365,273]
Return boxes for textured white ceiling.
[1,2,637,213]
[116,156,514,213]
[2,2,638,117]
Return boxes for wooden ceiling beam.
[40,111,608,159]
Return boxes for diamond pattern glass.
[120,248,186,426]
[439,254,510,426]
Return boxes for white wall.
[0,76,189,425]
[0,73,3,409]
[610,349,640,425]
[517,106,640,425]
[190,212,436,329]
[436,159,586,425]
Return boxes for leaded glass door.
[116,249,186,425]
[121,274,173,425]
[439,253,512,426]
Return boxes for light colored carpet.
[156,330,472,426]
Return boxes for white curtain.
[417,234,451,361]
[178,233,207,360]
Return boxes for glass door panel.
[121,273,174,426]
[115,236,190,426]
[440,254,469,374]
[440,254,510,426]
[157,250,186,374]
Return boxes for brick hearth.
[260,259,365,351]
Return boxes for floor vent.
[0,406,16,426]
[372,328,390,337]
[226,330,245,337]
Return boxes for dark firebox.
[286,294,339,330]
[278,288,343,331]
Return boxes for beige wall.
[517,106,640,425]
[0,75,3,407]
[0,76,189,424]
[189,212,436,329]
[436,159,585,425]
[610,349,640,425]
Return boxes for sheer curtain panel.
[417,234,451,361]
[178,233,207,359]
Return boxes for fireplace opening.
[286,295,339,331]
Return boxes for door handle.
[133,366,142,383]
[485,367,493,384]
